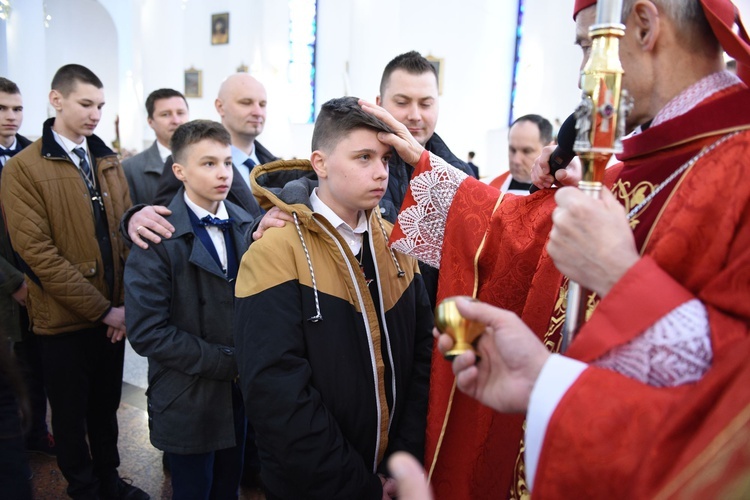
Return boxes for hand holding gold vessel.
[434,296,486,360]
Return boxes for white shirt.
[183,193,230,272]
[52,130,89,169]
[156,141,171,163]
[310,188,368,255]
[0,137,19,167]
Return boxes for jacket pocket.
[146,368,198,413]
[76,260,98,278]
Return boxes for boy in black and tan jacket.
[234,96,433,499]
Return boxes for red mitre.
[573,0,750,84]
[573,0,596,20]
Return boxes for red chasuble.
[534,331,750,499]
[392,84,750,498]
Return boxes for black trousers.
[37,326,125,500]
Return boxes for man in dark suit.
[0,77,56,459]
[126,74,278,249]
[121,88,189,205]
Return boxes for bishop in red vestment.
[363,0,750,497]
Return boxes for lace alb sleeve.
[390,152,469,268]
[592,298,712,387]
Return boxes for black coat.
[124,189,254,454]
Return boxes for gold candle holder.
[434,296,486,360]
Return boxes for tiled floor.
[27,342,265,499]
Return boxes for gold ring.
[136,225,144,234]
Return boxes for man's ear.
[375,95,382,106]
[49,90,62,112]
[214,98,224,117]
[173,161,186,182]
[310,150,327,179]
[630,0,660,51]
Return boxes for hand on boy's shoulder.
[252,206,294,241]
[128,205,175,250]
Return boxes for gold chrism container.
[434,296,485,360]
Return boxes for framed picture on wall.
[426,55,444,95]
[211,13,229,45]
[184,68,202,98]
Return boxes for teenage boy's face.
[376,69,439,147]
[148,96,189,148]
[0,91,23,148]
[172,139,233,213]
[50,82,105,143]
[312,128,390,227]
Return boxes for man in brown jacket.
[0,64,147,500]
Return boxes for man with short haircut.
[122,88,189,205]
[1,64,148,500]
[126,73,279,250]
[152,73,276,214]
[489,114,554,195]
[0,77,57,459]
[375,51,475,224]
[375,51,476,308]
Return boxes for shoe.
[100,477,150,500]
[26,432,56,457]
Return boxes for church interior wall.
[9,0,745,178]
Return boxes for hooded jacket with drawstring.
[233,159,433,499]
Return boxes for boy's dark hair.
[311,96,394,153]
[0,77,21,95]
[171,119,231,164]
[51,64,103,97]
[379,51,438,97]
[512,114,554,145]
[145,88,188,119]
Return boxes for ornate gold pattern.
[510,423,532,499]
[612,178,655,229]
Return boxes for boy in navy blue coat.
[125,120,253,499]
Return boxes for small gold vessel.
[434,296,485,360]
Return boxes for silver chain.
[626,131,740,221]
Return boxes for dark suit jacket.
[1,133,33,342]
[122,141,164,205]
[152,140,277,219]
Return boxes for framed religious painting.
[211,13,230,45]
[426,55,444,95]
[184,68,202,98]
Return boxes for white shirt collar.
[155,141,171,163]
[1,137,18,152]
[52,129,88,164]
[183,191,229,220]
[310,188,368,255]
